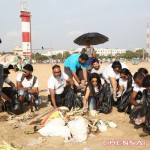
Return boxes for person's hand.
[117,91,122,98]
[113,92,117,101]
[82,107,88,112]
[53,106,57,109]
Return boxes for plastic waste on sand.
[97,120,107,132]
[38,118,71,138]
[67,116,88,143]
[28,137,45,146]
[108,122,117,128]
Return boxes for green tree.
[63,51,70,59]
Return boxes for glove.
[117,91,122,98]
[113,92,117,101]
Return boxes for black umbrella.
[74,32,109,46]
[0,38,2,44]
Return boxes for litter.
[108,122,117,128]
[97,120,107,132]
[28,137,46,146]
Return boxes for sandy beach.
[0,61,150,150]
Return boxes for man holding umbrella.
[64,53,89,88]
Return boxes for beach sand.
[0,61,150,150]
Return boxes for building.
[13,46,23,55]
[42,48,127,57]
[95,48,126,56]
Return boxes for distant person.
[48,65,74,108]
[81,40,96,71]
[16,64,39,112]
[1,68,17,111]
[103,61,129,101]
[129,72,145,107]
[64,53,89,88]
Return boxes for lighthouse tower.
[146,22,150,54]
[20,2,32,60]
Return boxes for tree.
[63,51,70,59]
[33,52,49,61]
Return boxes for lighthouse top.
[20,0,28,11]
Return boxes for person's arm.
[16,81,26,91]
[28,87,39,94]
[109,77,117,94]
[83,87,90,108]
[8,81,15,88]
[82,69,88,82]
[72,72,81,84]
[49,88,57,108]
[92,49,96,58]
[129,91,138,106]
[67,77,74,87]
[118,85,124,93]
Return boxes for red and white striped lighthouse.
[20,7,32,60]
[146,22,150,54]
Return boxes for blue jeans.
[88,96,97,110]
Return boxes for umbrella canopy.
[74,32,109,46]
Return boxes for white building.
[42,48,127,57]
[95,48,126,56]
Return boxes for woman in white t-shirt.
[83,73,103,110]
[117,68,133,112]
[118,68,133,96]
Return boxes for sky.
[0,0,150,52]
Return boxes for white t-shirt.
[16,73,39,89]
[3,77,11,86]
[119,78,128,91]
[48,72,68,95]
[133,84,145,93]
[103,63,129,83]
[91,65,106,75]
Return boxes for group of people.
[0,40,150,134]
[0,64,39,113]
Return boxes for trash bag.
[145,111,150,131]
[38,118,71,138]
[64,88,83,109]
[0,64,3,95]
[67,116,88,143]
[97,83,112,114]
[129,104,146,123]
[117,86,133,112]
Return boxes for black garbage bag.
[117,86,133,112]
[64,88,83,109]
[97,84,112,114]
[130,90,147,123]
[129,104,146,123]
[145,110,150,131]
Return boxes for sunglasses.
[23,71,29,74]
[54,71,61,74]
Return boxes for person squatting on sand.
[16,64,39,113]
[130,75,150,135]
[0,68,17,112]
[47,65,74,108]
[103,61,129,102]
